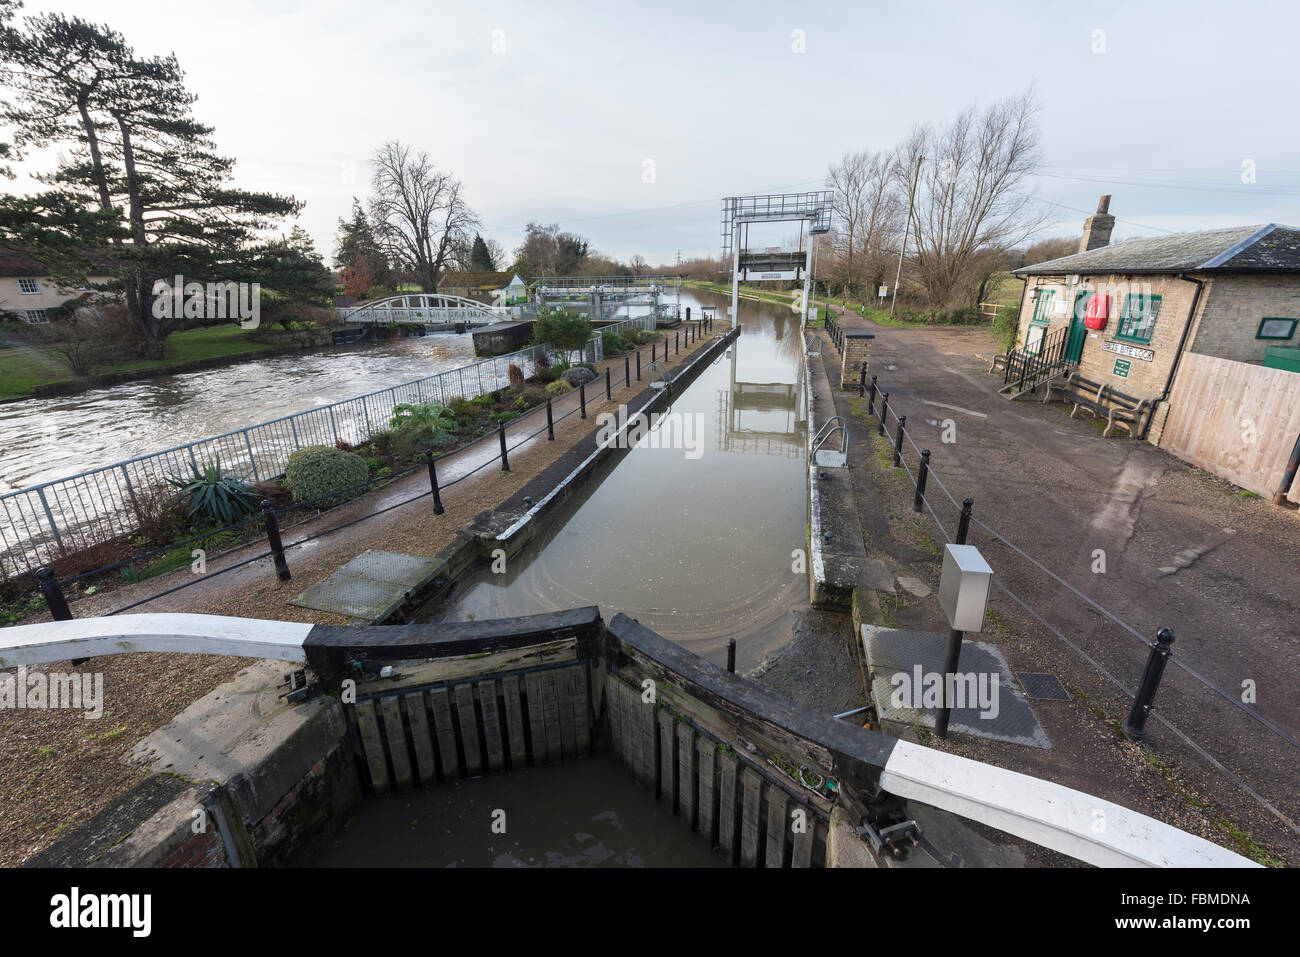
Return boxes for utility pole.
[890,152,923,320]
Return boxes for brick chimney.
[1078,194,1115,253]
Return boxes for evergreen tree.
[0,9,301,357]
[469,232,495,272]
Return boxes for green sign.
[1113,358,1132,379]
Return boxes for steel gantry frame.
[720,192,832,327]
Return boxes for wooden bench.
[1042,370,1153,437]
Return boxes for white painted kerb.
[0,614,313,667]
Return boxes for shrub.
[130,483,188,544]
[512,393,541,412]
[167,462,260,526]
[389,402,456,435]
[446,396,477,419]
[284,445,369,507]
[544,379,573,396]
[601,330,627,354]
[507,362,525,390]
[577,361,596,374]
[532,307,593,363]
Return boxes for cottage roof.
[1014,224,1300,276]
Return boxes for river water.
[302,753,725,867]
[417,290,809,673]
[0,333,478,494]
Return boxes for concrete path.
[823,314,1300,862]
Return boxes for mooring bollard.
[727,639,736,673]
[867,375,878,414]
[546,396,555,440]
[605,366,611,401]
[261,500,291,582]
[498,422,510,472]
[425,450,444,515]
[37,567,72,621]
[1124,627,1176,738]
[893,415,906,467]
[878,393,890,436]
[579,380,587,419]
[914,449,931,513]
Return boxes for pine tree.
[469,232,495,272]
[0,9,301,357]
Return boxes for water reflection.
[421,290,809,672]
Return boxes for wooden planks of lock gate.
[338,611,851,867]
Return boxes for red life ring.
[1084,293,1110,331]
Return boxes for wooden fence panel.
[1159,353,1300,502]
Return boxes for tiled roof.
[1014,225,1300,275]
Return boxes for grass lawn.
[0,324,277,400]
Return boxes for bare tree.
[896,90,1047,308]
[367,141,479,292]
[826,149,902,298]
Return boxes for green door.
[1066,291,1090,363]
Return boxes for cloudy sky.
[7,0,1300,265]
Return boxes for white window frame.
[23,309,49,324]
[17,277,41,295]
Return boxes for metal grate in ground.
[1016,672,1071,701]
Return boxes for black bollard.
[37,567,72,621]
[726,639,736,673]
[425,450,444,515]
[261,500,291,582]
[636,350,641,381]
[867,375,878,414]
[605,366,612,401]
[956,497,973,546]
[579,380,587,419]
[859,365,867,397]
[498,422,510,472]
[893,415,906,467]
[878,393,889,436]
[913,449,931,513]
[625,355,631,387]
[546,396,555,440]
[1124,628,1176,738]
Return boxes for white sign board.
[747,270,799,281]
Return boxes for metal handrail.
[646,360,671,391]
[0,315,662,576]
[808,416,847,463]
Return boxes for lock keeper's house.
[1000,197,1300,457]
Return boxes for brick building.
[1010,197,1300,440]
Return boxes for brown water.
[300,754,726,867]
[0,333,478,494]
[417,290,809,673]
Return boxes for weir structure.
[1,610,1257,869]
[720,192,833,328]
[336,293,510,329]
[530,275,682,326]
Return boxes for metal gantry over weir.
[721,191,833,328]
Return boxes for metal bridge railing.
[0,315,659,577]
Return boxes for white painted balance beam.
[0,614,312,668]
[880,738,1258,868]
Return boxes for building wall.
[0,275,115,319]
[1015,273,1209,399]
[1189,274,1300,362]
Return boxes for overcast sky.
[8,0,1300,265]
